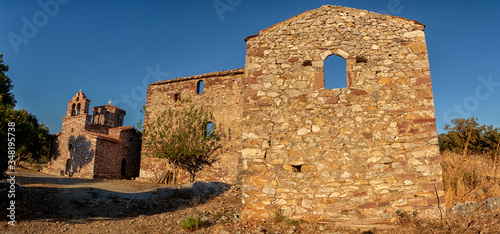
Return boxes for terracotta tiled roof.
[83,130,121,143]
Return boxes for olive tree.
[142,104,222,183]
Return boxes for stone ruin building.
[141,5,444,225]
[140,69,244,184]
[46,91,141,179]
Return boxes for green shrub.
[274,209,286,222]
[180,216,205,231]
[289,219,300,226]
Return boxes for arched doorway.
[65,158,72,176]
[121,158,126,177]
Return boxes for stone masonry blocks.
[241,5,443,223]
[141,5,444,225]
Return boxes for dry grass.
[441,150,500,209]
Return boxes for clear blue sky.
[1,0,499,134]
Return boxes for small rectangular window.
[292,165,302,172]
[174,93,180,102]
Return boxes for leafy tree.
[0,54,15,107]
[143,104,222,182]
[481,125,500,155]
[136,105,146,133]
[0,104,11,176]
[0,54,51,177]
[439,117,500,158]
[0,54,14,176]
[14,109,51,163]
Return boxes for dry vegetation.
[391,150,500,234]
[441,151,500,209]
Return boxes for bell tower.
[66,90,90,116]
[62,91,93,133]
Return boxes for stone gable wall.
[140,69,244,184]
[240,5,443,223]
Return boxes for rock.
[312,125,321,132]
[403,30,425,38]
[202,214,216,224]
[232,213,241,222]
[482,197,500,211]
[297,128,311,136]
[263,187,276,195]
[218,215,230,223]
[450,201,479,215]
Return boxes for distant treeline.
[439,117,500,158]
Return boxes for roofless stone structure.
[141,5,444,225]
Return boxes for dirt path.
[1,168,242,233]
[12,168,171,191]
[2,169,499,233]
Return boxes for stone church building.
[45,91,141,179]
[141,5,445,224]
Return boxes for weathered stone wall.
[94,138,122,178]
[240,5,444,223]
[110,127,142,178]
[46,113,97,179]
[140,69,244,184]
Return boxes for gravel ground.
[1,168,499,233]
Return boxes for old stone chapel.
[45,91,141,179]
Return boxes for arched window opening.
[206,122,214,138]
[68,143,73,151]
[104,111,111,125]
[196,80,204,94]
[71,104,76,116]
[117,115,123,126]
[65,158,72,175]
[324,54,347,90]
[76,97,79,101]
[76,103,81,115]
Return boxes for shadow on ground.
[1,171,231,222]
